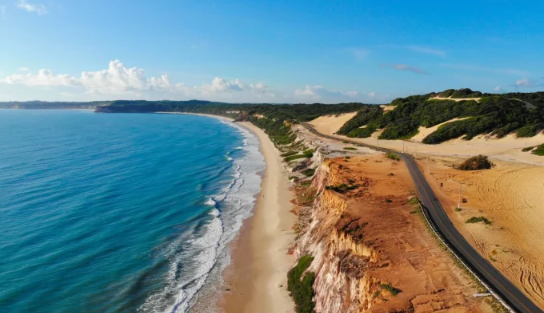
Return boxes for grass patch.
[343,147,357,150]
[380,283,402,296]
[466,216,492,225]
[288,255,316,313]
[284,149,315,162]
[285,154,310,162]
[301,168,315,177]
[385,152,400,161]
[455,207,462,212]
[407,197,419,206]
[326,184,358,194]
[522,146,535,152]
[281,151,299,157]
[532,143,544,156]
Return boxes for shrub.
[347,126,376,138]
[288,255,316,313]
[385,152,400,161]
[281,151,298,157]
[516,125,539,137]
[285,154,310,162]
[458,155,494,170]
[450,88,482,98]
[326,184,358,193]
[466,216,492,225]
[380,283,402,296]
[522,146,535,152]
[407,197,419,205]
[343,147,357,150]
[533,144,544,156]
[439,89,455,97]
[303,149,314,157]
[301,168,315,177]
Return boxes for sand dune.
[309,114,544,165]
[308,112,357,135]
[420,157,544,308]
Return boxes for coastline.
[160,112,296,312]
[218,121,296,313]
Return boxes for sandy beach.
[219,121,296,313]
[157,112,296,312]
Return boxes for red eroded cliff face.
[292,155,494,313]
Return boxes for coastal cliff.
[291,155,493,313]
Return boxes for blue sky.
[0,0,543,103]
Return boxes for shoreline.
[162,112,296,312]
[218,121,296,313]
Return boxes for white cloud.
[3,69,77,87]
[349,49,369,61]
[0,60,389,103]
[515,78,533,87]
[19,67,30,71]
[17,0,47,15]
[493,86,501,92]
[380,64,429,75]
[441,63,529,77]
[206,77,244,92]
[407,45,445,57]
[294,85,361,102]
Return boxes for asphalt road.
[302,123,542,313]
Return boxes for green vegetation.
[458,155,494,170]
[532,143,544,156]
[301,168,316,177]
[380,283,402,296]
[522,146,535,152]
[385,152,400,161]
[343,147,357,150]
[466,216,492,225]
[450,88,483,98]
[336,90,544,144]
[325,184,358,193]
[285,154,310,162]
[284,149,315,162]
[287,255,316,313]
[407,197,419,206]
[281,151,298,157]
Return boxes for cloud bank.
[1,60,381,103]
[380,63,429,75]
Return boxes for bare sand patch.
[419,156,544,308]
[308,112,357,135]
[430,96,482,102]
[411,117,471,142]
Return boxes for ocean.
[0,110,264,313]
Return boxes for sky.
[0,0,543,104]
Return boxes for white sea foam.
[138,119,265,313]
[204,198,217,207]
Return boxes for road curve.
[301,122,542,313]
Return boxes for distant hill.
[4,89,544,146]
[337,89,544,144]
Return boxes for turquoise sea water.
[0,110,264,313]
